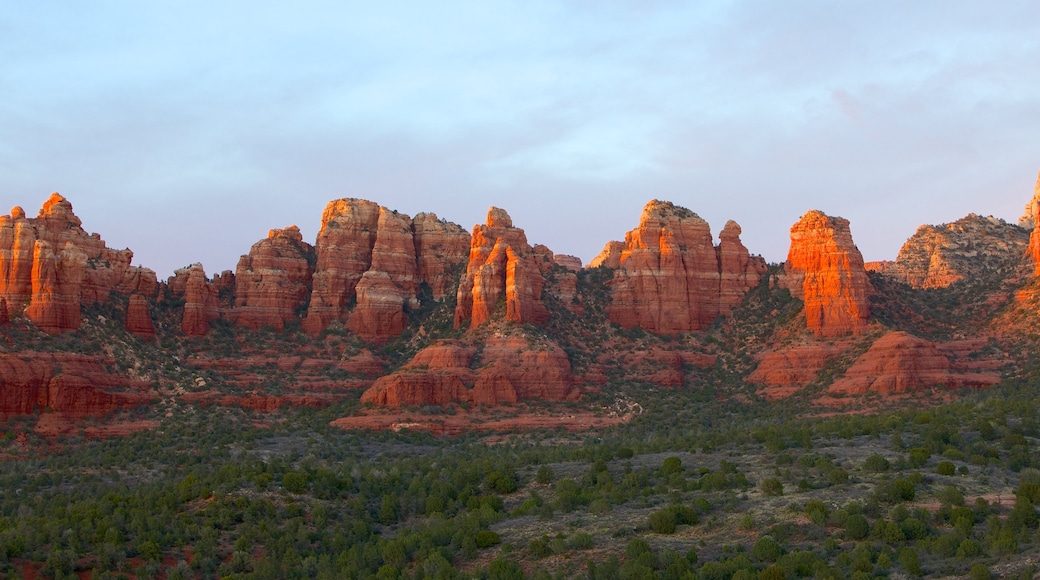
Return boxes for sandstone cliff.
[0,195,157,333]
[604,200,766,335]
[233,226,315,331]
[784,210,872,337]
[301,200,469,342]
[453,208,552,329]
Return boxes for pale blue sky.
[3,1,1039,277]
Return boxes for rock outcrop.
[412,213,471,299]
[453,208,553,329]
[877,214,1028,289]
[784,210,872,337]
[302,200,470,341]
[554,255,583,271]
[1019,170,1040,230]
[748,343,847,400]
[361,335,577,406]
[177,264,220,336]
[604,201,766,335]
[0,353,154,416]
[233,226,315,331]
[827,332,1000,395]
[124,293,155,338]
[589,241,625,269]
[0,195,157,333]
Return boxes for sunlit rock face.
[604,200,765,335]
[783,210,872,337]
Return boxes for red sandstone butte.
[1,195,157,333]
[361,335,577,407]
[176,264,220,336]
[827,331,1000,396]
[0,352,154,416]
[233,225,315,331]
[605,200,765,335]
[453,208,552,329]
[302,199,469,341]
[124,293,156,338]
[784,210,872,337]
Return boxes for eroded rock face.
[0,353,154,416]
[606,201,765,335]
[878,215,1028,289]
[784,210,872,337]
[453,208,552,329]
[0,194,157,332]
[554,254,583,271]
[827,332,1000,395]
[233,226,315,331]
[302,200,469,341]
[412,212,470,300]
[589,241,625,269]
[177,264,220,336]
[361,336,576,406]
[124,293,155,338]
[748,343,847,400]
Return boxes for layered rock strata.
[784,211,872,337]
[233,225,315,331]
[301,200,470,342]
[453,208,553,329]
[361,336,577,406]
[0,194,157,333]
[827,332,1000,395]
[602,200,766,334]
[0,352,154,416]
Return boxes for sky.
[2,1,1039,278]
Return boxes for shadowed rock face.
[0,352,154,417]
[360,336,576,407]
[0,194,157,333]
[827,331,1000,395]
[603,200,766,335]
[233,226,315,331]
[784,210,872,337]
[453,207,552,329]
[300,200,470,342]
[124,293,155,338]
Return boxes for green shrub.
[649,509,678,534]
[752,536,782,562]
[936,461,956,476]
[760,477,784,497]
[845,514,869,540]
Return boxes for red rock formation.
[412,212,470,299]
[454,208,552,329]
[1,195,157,329]
[864,261,895,274]
[303,201,469,340]
[589,241,625,269]
[0,297,8,325]
[304,199,381,332]
[347,209,421,342]
[25,240,86,333]
[0,352,153,416]
[784,210,872,337]
[827,332,1000,395]
[554,254,583,271]
[748,343,847,400]
[717,220,768,313]
[124,293,155,338]
[361,335,576,407]
[233,226,315,331]
[606,201,765,335]
[178,264,220,336]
